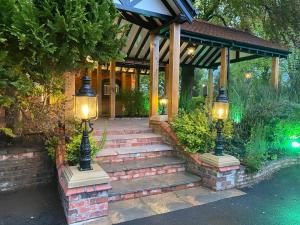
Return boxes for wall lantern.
[187,43,196,57]
[159,96,168,115]
[74,75,98,171]
[212,88,229,156]
[244,71,252,79]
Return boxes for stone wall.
[0,147,54,191]
[236,157,300,188]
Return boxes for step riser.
[96,150,173,163]
[108,165,186,181]
[99,137,163,149]
[93,128,153,136]
[108,181,202,202]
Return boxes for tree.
[0,0,127,134]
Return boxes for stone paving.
[108,186,245,224]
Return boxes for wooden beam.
[121,72,127,93]
[149,33,160,117]
[208,69,214,113]
[220,47,228,89]
[272,57,279,90]
[168,23,181,121]
[97,65,102,117]
[64,72,75,119]
[110,60,116,119]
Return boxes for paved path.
[0,165,299,225]
[0,181,65,225]
[117,165,300,225]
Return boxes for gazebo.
[66,0,289,121]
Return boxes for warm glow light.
[217,108,224,118]
[160,98,168,106]
[187,47,195,56]
[245,72,252,79]
[82,104,89,118]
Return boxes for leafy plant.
[120,90,149,117]
[45,136,59,161]
[65,132,104,166]
[171,109,233,153]
[243,124,268,173]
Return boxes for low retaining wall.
[236,157,300,188]
[150,120,300,190]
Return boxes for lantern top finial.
[76,75,96,97]
[216,88,228,103]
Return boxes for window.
[103,84,120,96]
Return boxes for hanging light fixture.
[187,43,196,57]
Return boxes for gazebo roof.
[112,0,289,71]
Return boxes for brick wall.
[58,177,111,225]
[0,147,54,192]
[236,157,300,188]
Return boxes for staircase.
[93,124,201,202]
[0,147,54,192]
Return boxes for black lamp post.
[212,88,229,156]
[74,75,98,171]
[159,96,168,115]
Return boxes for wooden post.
[220,48,228,89]
[97,64,102,117]
[208,69,214,113]
[272,57,279,90]
[136,69,140,91]
[121,72,127,93]
[168,23,181,121]
[149,33,160,117]
[110,60,116,119]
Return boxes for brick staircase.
[93,125,201,202]
[0,147,54,192]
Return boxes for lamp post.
[159,96,168,115]
[212,88,229,156]
[74,75,98,171]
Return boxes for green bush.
[243,124,268,173]
[171,109,233,153]
[45,136,59,161]
[66,132,104,166]
[120,90,149,117]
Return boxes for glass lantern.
[74,76,98,121]
[159,96,168,115]
[212,88,229,121]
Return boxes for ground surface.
[0,165,299,225]
[0,181,65,225]
[118,165,300,225]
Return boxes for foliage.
[243,124,268,173]
[45,136,59,161]
[171,109,233,153]
[66,132,103,166]
[120,89,149,117]
[192,0,300,45]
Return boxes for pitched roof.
[182,20,289,55]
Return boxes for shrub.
[66,132,105,166]
[120,90,149,117]
[243,124,268,173]
[171,109,233,153]
[45,136,59,161]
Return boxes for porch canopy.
[98,0,289,120]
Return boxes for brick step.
[108,172,202,202]
[94,133,163,149]
[96,144,173,163]
[93,127,153,136]
[99,156,185,181]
